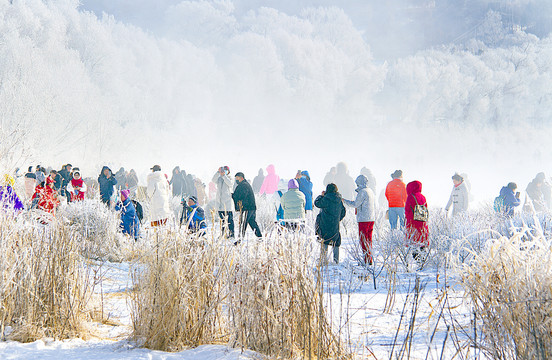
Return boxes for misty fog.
[0,0,551,207]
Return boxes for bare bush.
[59,199,134,262]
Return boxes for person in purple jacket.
[0,174,24,214]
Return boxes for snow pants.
[358,221,374,265]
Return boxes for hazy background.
[1,0,551,207]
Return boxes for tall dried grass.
[0,212,94,342]
[130,229,230,351]
[461,229,552,359]
[130,227,348,359]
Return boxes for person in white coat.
[343,175,376,266]
[147,165,171,227]
[445,173,469,217]
[212,166,234,238]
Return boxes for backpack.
[413,196,429,222]
[131,200,143,223]
[493,195,505,212]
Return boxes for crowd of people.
[1,161,551,267]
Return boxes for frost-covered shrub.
[461,231,552,359]
[0,212,93,342]
[254,194,279,231]
[59,199,132,262]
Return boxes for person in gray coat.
[212,166,234,238]
[343,175,376,265]
[445,173,469,217]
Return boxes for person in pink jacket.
[259,164,280,195]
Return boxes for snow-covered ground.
[0,230,476,359]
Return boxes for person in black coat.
[315,183,346,264]
[98,166,117,206]
[232,172,262,239]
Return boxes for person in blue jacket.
[98,166,117,206]
[498,182,521,217]
[180,195,207,234]
[296,170,313,211]
[115,189,139,240]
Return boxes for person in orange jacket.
[385,170,407,230]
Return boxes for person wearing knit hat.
[343,175,376,266]
[121,189,130,200]
[180,195,206,234]
[280,178,306,231]
[115,189,140,240]
[385,170,407,230]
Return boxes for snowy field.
[2,194,550,360]
[2,0,552,358]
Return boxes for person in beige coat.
[147,165,171,226]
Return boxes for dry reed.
[130,229,231,351]
[0,212,94,342]
[130,227,348,359]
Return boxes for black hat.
[151,165,161,171]
[188,195,198,203]
[235,172,245,178]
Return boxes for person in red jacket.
[385,170,407,229]
[32,176,60,215]
[67,169,87,201]
[405,180,429,261]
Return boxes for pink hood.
[260,164,279,195]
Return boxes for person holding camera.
[180,195,207,234]
[212,166,235,239]
[498,182,521,217]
